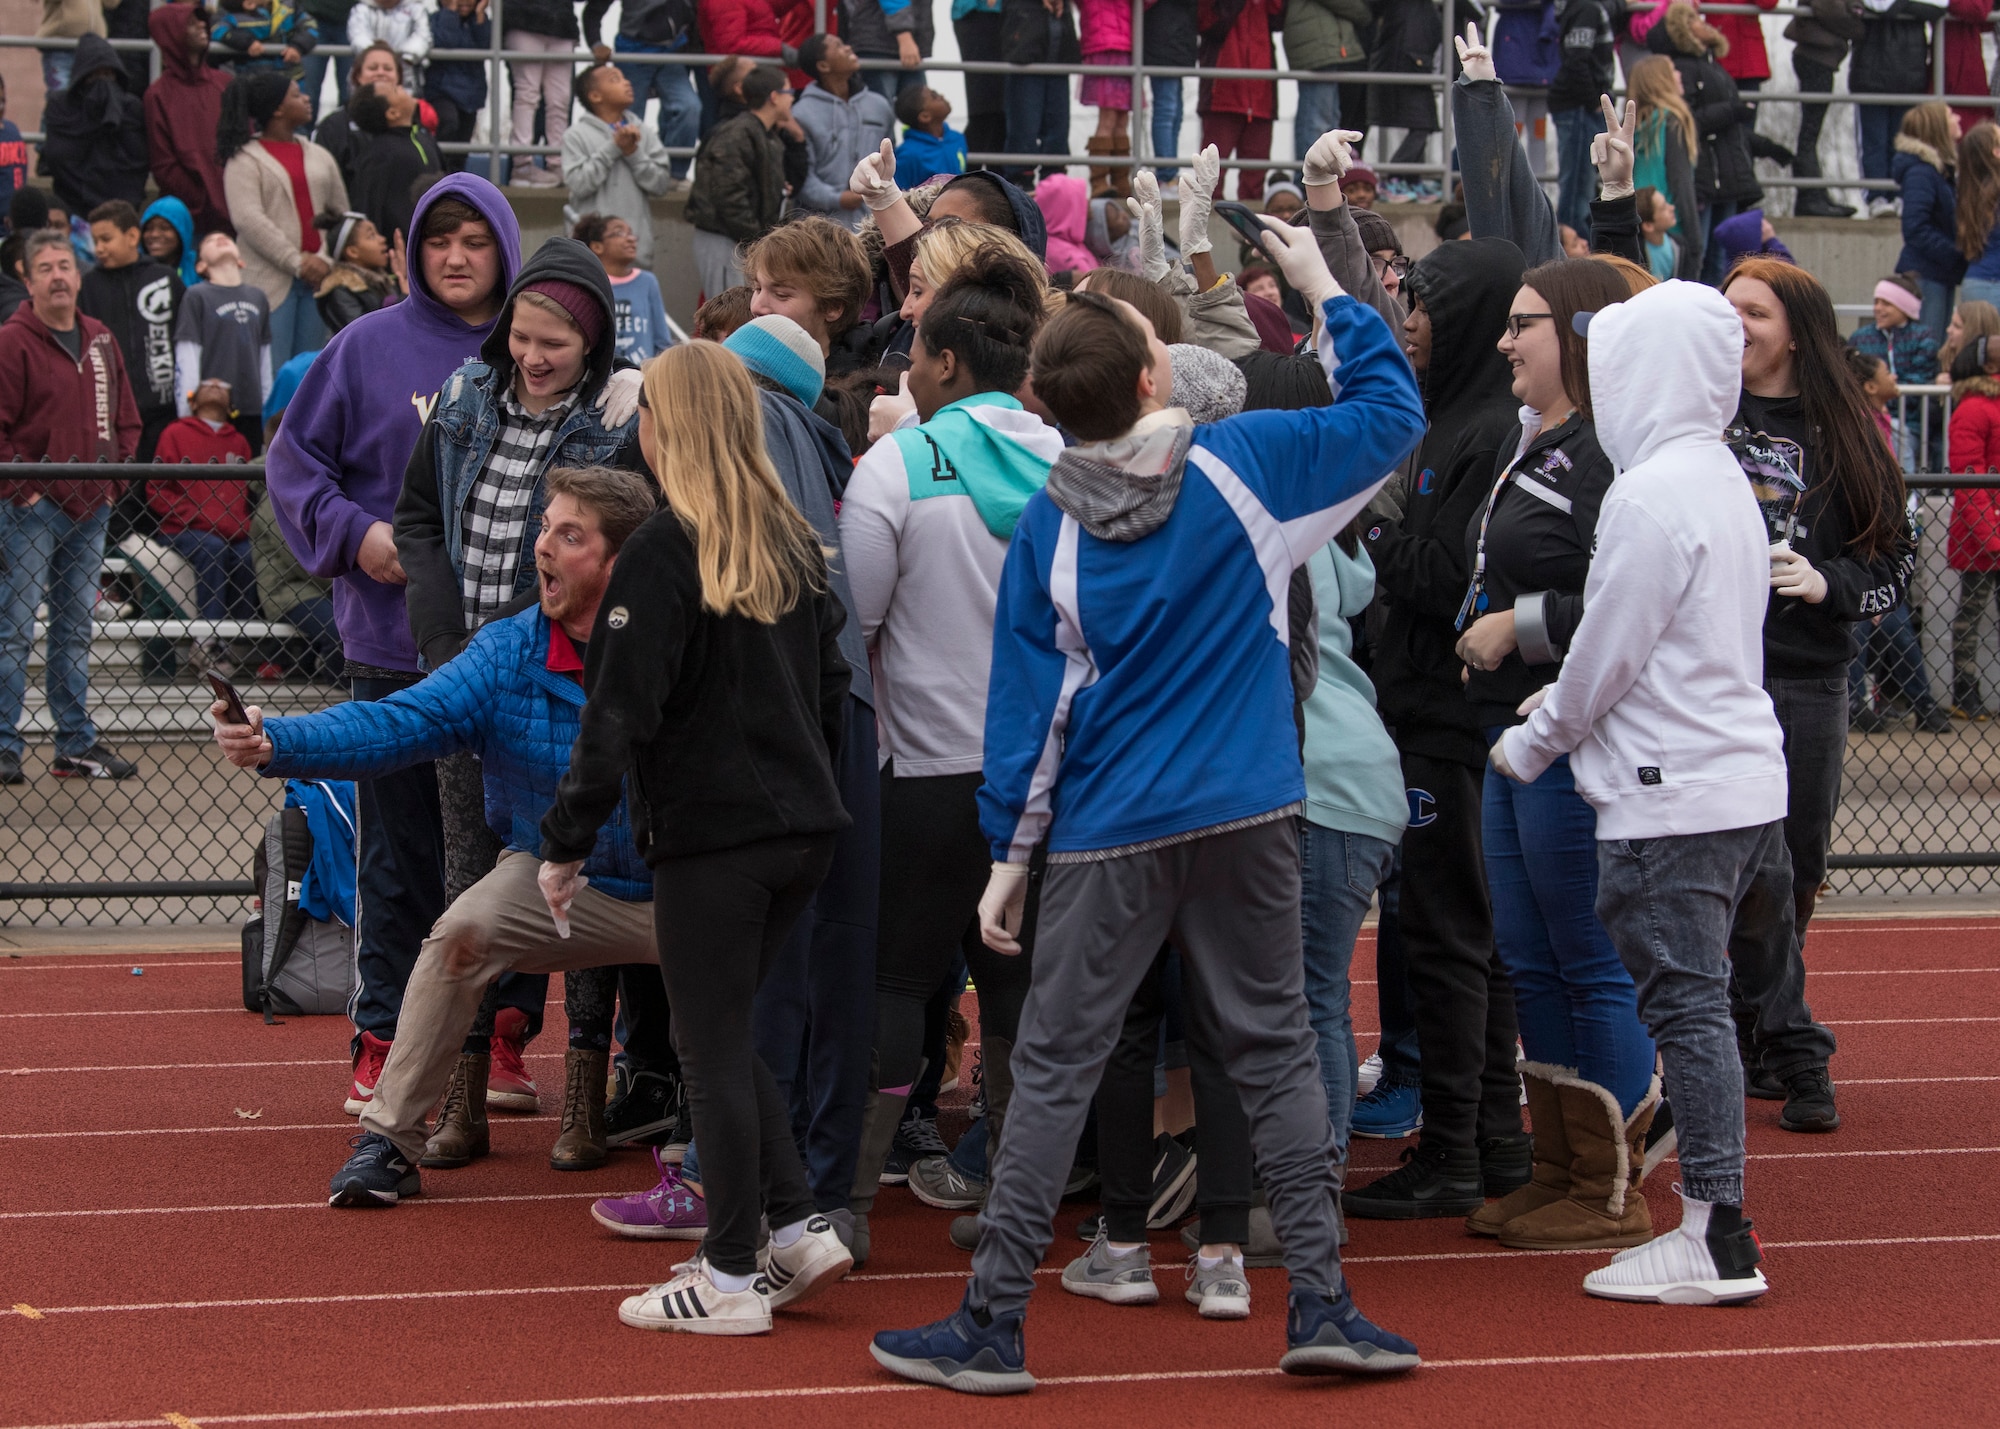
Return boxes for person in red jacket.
[146,4,236,238]
[151,378,261,643]
[1198,0,1280,201]
[1948,333,2000,716]
[698,0,817,91]
[0,229,143,784]
[1946,0,1995,136]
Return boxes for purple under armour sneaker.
[590,1148,708,1240]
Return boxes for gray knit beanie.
[1169,343,1248,424]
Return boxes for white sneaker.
[765,1214,854,1310]
[1184,1251,1251,1320]
[1061,1233,1159,1305]
[514,165,560,187]
[618,1255,773,1334]
[1583,1188,1768,1305]
[1356,1053,1383,1098]
[1867,197,1899,219]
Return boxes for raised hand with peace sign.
[1591,92,1638,201]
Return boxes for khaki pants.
[359,849,656,1159]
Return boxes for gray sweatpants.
[969,818,1343,1316]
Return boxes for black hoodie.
[37,35,152,215]
[395,236,626,670]
[1362,236,1528,769]
[79,256,181,423]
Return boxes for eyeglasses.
[1503,312,1555,339]
[1371,254,1412,280]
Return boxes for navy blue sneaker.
[1279,1286,1420,1376]
[329,1133,420,1207]
[870,1288,1036,1395]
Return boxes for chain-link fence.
[4,447,2000,928]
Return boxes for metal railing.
[6,0,1998,195]
[2,447,1999,924]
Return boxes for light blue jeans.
[268,276,327,370]
[300,50,352,120]
[616,38,701,178]
[1294,77,1343,172]
[1150,76,1183,179]
[0,500,108,758]
[1553,105,1605,239]
[1299,822,1397,1159]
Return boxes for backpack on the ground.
[241,779,358,1021]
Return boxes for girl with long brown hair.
[1892,102,1965,342]
[1956,122,2000,312]
[1626,56,1702,281]
[540,341,856,1336]
[1719,257,1913,1136]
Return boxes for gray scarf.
[1044,417,1195,542]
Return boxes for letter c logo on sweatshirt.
[1406,789,1437,827]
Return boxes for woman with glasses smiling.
[1450,256,1668,1255]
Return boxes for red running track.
[2,918,1998,1428]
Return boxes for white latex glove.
[1489,732,1524,782]
[978,861,1030,954]
[850,137,904,211]
[1127,168,1170,281]
[1301,128,1363,192]
[1770,547,1829,603]
[538,860,589,938]
[1591,93,1637,200]
[1177,144,1220,258]
[1256,214,1343,309]
[596,367,643,427]
[1454,21,1497,84]
[868,371,918,442]
[1516,685,1551,717]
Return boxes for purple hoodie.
[264,174,522,672]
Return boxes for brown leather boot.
[1086,135,1116,197]
[550,1047,610,1171]
[1467,1067,1569,1236]
[1498,1072,1659,1250]
[420,1052,491,1168]
[1109,131,1133,199]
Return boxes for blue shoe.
[329,1132,420,1207]
[870,1288,1036,1395]
[1280,1286,1421,1376]
[1351,1080,1422,1139]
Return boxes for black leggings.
[561,964,670,1053]
[653,832,836,1275]
[1095,946,1252,1246]
[874,769,1033,1089]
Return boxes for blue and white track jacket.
[977,294,1428,862]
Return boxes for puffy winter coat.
[1948,376,2000,570]
[1370,0,1443,132]
[1492,0,1560,86]
[263,606,652,901]
[1894,136,1965,287]
[1703,0,1777,81]
[1199,0,1281,118]
[1080,0,1132,51]
[1648,5,1759,207]
[1850,0,1939,95]
[1783,0,1864,71]
[145,4,233,236]
[1146,0,1203,65]
[698,0,807,59]
[1002,0,1082,64]
[1283,0,1374,69]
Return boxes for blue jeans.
[1553,106,1605,239]
[269,277,327,370]
[859,65,924,103]
[1483,744,1655,1114]
[1858,101,1908,183]
[1371,843,1421,1086]
[616,38,700,178]
[1294,77,1343,172]
[1004,72,1069,179]
[1920,277,1955,347]
[1964,275,2000,313]
[1150,76,1184,179]
[42,50,73,100]
[0,500,108,758]
[164,529,259,621]
[1850,601,1943,721]
[1595,821,1791,1206]
[1300,823,1397,1158]
[300,49,353,120]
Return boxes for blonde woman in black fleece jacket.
[540,341,856,1337]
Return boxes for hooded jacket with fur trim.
[1893,134,1965,286]
[1498,281,1788,840]
[1648,3,1760,207]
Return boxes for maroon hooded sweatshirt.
[145,3,234,236]
[0,304,143,519]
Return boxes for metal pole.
[1131,0,1148,173]
[488,0,505,182]
[1440,0,1456,193]
[816,0,828,35]
[1933,7,1947,98]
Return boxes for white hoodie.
[1497,281,1788,840]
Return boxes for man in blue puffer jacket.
[210,465,661,1208]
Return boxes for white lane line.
[1809,967,2000,976]
[0,961,240,972]
[0,1009,252,1019]
[5,1339,1999,1427]
[1750,1146,2000,1161]
[0,1192,604,1222]
[7,1055,571,1075]
[0,1119,555,1142]
[1821,1017,2000,1026]
[1807,922,2000,931]
[14,1233,1997,1317]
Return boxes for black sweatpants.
[652,832,836,1275]
[1397,748,1522,1150]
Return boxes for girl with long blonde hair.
[1627,56,1702,280]
[540,340,856,1337]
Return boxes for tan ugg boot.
[1467,1066,1570,1236]
[1086,135,1117,197]
[550,1047,610,1170]
[420,1052,490,1168]
[1497,1072,1659,1251]
[1109,132,1133,199]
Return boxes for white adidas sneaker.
[619,1255,773,1334]
[765,1214,855,1310]
[1583,1188,1768,1305]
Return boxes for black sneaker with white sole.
[51,743,138,779]
[604,1069,686,1150]
[329,1132,420,1206]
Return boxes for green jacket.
[253,488,329,623]
[1283,0,1374,71]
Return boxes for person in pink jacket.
[1033,172,1101,273]
[1079,0,1134,197]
